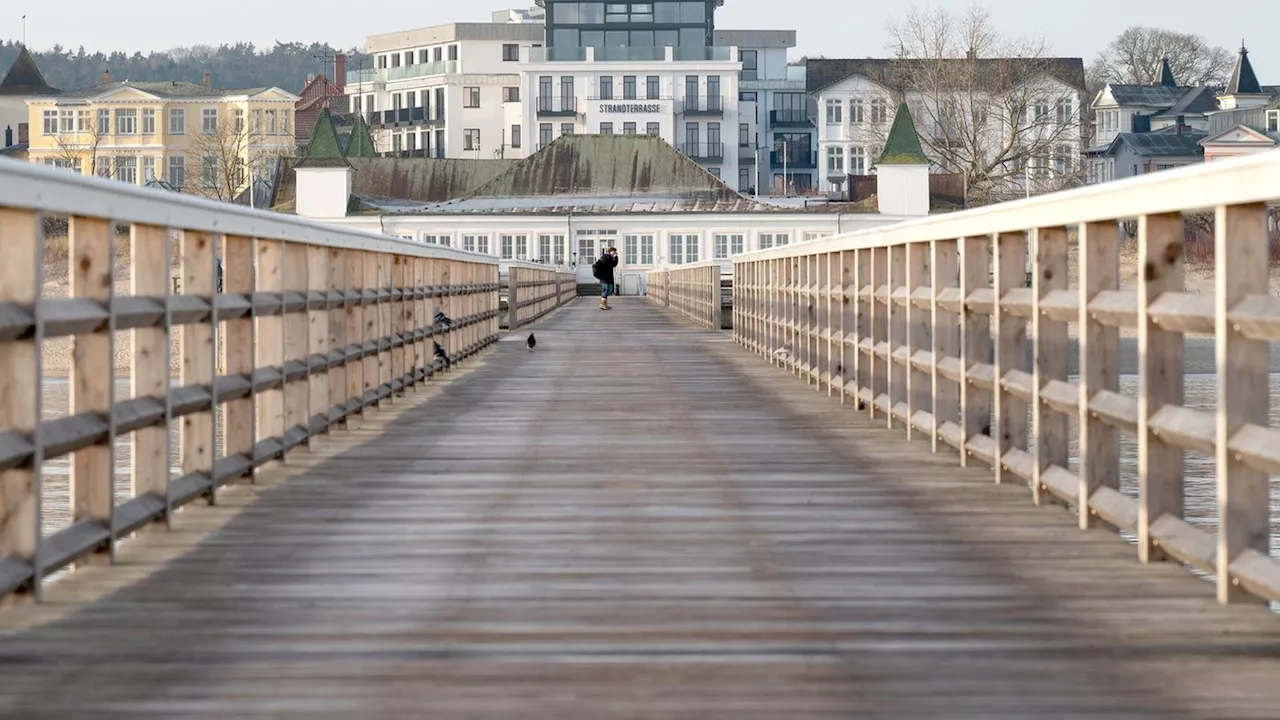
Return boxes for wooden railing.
[647,262,721,329]
[0,162,500,603]
[502,262,577,329]
[734,150,1280,606]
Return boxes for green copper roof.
[295,108,351,169]
[878,102,929,166]
[345,115,378,159]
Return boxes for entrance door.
[577,235,598,284]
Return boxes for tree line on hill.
[0,40,372,93]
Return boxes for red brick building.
[294,54,350,150]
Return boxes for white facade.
[0,96,28,147]
[876,164,929,217]
[817,73,1085,195]
[296,166,352,219]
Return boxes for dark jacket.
[595,253,619,284]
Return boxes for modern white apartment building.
[346,2,815,195]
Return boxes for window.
[740,49,758,81]
[511,124,522,149]
[168,156,185,188]
[433,47,443,62]
[201,156,218,188]
[623,122,636,135]
[515,235,528,259]
[624,235,653,265]
[804,232,827,243]
[685,234,700,262]
[463,234,490,254]
[141,109,155,135]
[827,146,844,174]
[418,49,428,64]
[669,235,684,265]
[599,76,613,100]
[600,122,613,135]
[503,43,519,61]
[538,234,555,262]
[264,109,275,134]
[623,76,636,100]
[58,110,73,133]
[117,109,138,135]
[76,110,90,133]
[1056,98,1073,125]
[739,122,750,147]
[463,128,480,151]
[647,76,660,100]
[759,233,774,250]
[465,87,480,108]
[647,122,660,136]
[97,109,110,135]
[202,108,218,134]
[423,234,452,246]
[553,234,567,265]
[503,86,520,103]
[1034,102,1049,121]
[561,123,575,136]
[42,110,57,135]
[142,156,156,183]
[1053,144,1071,174]
[164,108,184,135]
[113,156,137,184]
[96,156,112,178]
[850,147,867,174]
[540,123,553,147]
[826,99,842,124]
[391,53,401,68]
[500,235,514,260]
[1267,110,1279,132]
[848,98,864,124]
[870,99,887,124]
[739,166,751,192]
[714,233,744,259]
[448,45,458,61]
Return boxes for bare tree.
[883,4,1086,202]
[185,109,294,202]
[52,111,116,177]
[1089,26,1233,87]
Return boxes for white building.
[344,2,817,195]
[809,57,1087,198]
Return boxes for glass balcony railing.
[347,61,460,86]
[681,142,726,161]
[681,95,725,116]
[529,45,734,63]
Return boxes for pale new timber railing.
[502,262,577,329]
[734,150,1280,606]
[647,261,721,329]
[0,162,500,603]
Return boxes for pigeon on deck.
[433,342,451,368]
[527,333,536,352]
[434,310,454,327]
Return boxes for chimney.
[4,125,12,148]
[1176,115,1185,134]
[203,72,211,86]
[102,69,111,84]
[335,53,347,91]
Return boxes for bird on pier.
[527,333,536,352]
[434,309,454,327]
[433,341,451,368]
[773,344,791,361]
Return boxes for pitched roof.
[1226,42,1264,96]
[806,57,1087,94]
[461,134,741,200]
[1116,129,1207,157]
[1200,124,1276,147]
[56,80,281,99]
[1106,84,1188,107]
[878,102,929,165]
[344,115,378,159]
[1152,86,1219,118]
[294,108,351,169]
[274,155,516,211]
[0,46,59,96]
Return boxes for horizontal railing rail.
[732,150,1280,606]
[647,262,721,329]
[0,162,500,603]
[502,261,577,329]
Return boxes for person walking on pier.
[593,246,619,311]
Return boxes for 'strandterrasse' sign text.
[598,103,663,113]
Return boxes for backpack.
[592,257,606,280]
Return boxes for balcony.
[528,45,734,63]
[536,97,579,117]
[346,61,460,86]
[770,149,816,169]
[367,108,445,128]
[682,142,725,162]
[681,95,725,117]
[674,46,733,62]
[769,109,812,127]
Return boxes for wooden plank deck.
[2,298,1280,718]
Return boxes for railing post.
[870,247,887,419]
[959,236,991,467]
[1214,202,1270,604]
[0,208,40,597]
[328,249,348,415]
[390,255,405,398]
[931,239,960,453]
[905,242,929,438]
[1078,221,1119,525]
[508,266,520,329]
[362,252,380,406]
[308,245,332,433]
[825,252,837,397]
[888,245,906,428]
[993,231,1028,485]
[180,230,217,497]
[256,239,286,459]
[1033,227,1070,506]
[1137,212,1184,563]
[222,234,255,481]
[131,224,173,518]
[283,242,310,446]
[839,250,856,405]
[345,251,365,419]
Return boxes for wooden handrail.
[0,163,501,603]
[733,151,1280,606]
[647,261,721,329]
[502,261,577,329]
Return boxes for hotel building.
[345,1,817,195]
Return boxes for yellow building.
[25,71,299,201]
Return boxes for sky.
[8,0,1279,80]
